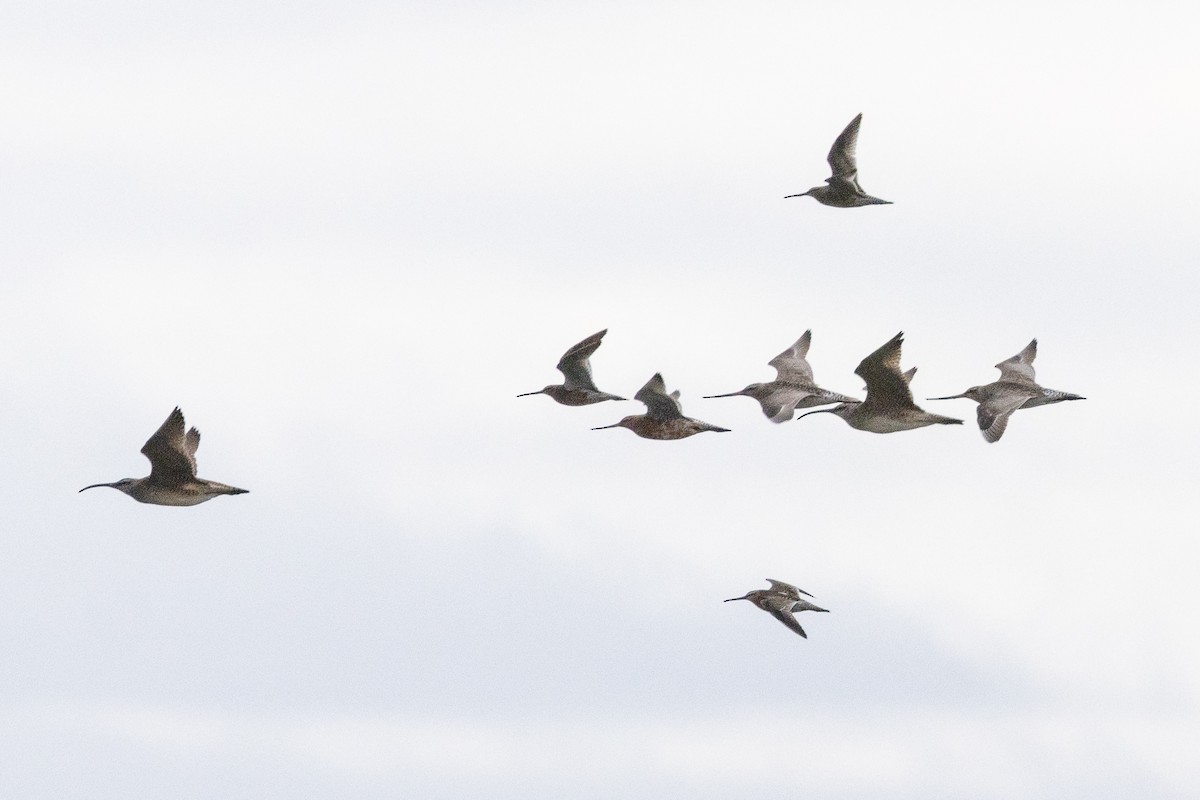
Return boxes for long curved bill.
[79,482,115,492]
[516,391,543,398]
[796,408,835,420]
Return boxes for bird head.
[927,386,983,402]
[591,416,638,432]
[798,403,854,421]
[80,478,137,495]
[703,383,761,400]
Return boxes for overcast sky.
[2,2,1199,798]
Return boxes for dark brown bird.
[799,332,962,433]
[785,113,892,207]
[593,373,729,439]
[725,579,829,639]
[80,407,248,506]
[518,329,626,405]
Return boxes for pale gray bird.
[593,373,729,439]
[927,339,1085,442]
[800,332,962,432]
[518,329,626,405]
[704,330,859,422]
[785,113,892,207]
[725,579,829,639]
[81,407,249,506]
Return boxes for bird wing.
[556,329,606,391]
[768,330,815,383]
[977,390,1035,443]
[141,407,199,483]
[855,332,916,411]
[185,426,201,459]
[995,339,1038,384]
[826,113,862,187]
[767,605,808,638]
[762,394,803,424]
[766,578,813,598]
[635,373,684,420]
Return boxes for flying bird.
[799,332,962,432]
[785,113,892,207]
[704,330,858,422]
[518,329,626,405]
[927,339,1085,442]
[80,407,249,505]
[725,579,829,639]
[593,373,729,439]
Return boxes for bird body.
[80,408,248,506]
[726,579,828,639]
[518,329,626,405]
[800,332,962,433]
[785,113,892,207]
[704,330,858,422]
[594,373,729,439]
[927,339,1085,442]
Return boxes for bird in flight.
[518,329,626,406]
[725,579,829,639]
[927,339,1085,442]
[80,407,249,506]
[785,113,892,207]
[593,373,729,439]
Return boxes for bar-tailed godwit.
[518,329,626,406]
[593,374,729,439]
[785,113,892,207]
[704,330,858,422]
[725,579,828,639]
[927,339,1085,442]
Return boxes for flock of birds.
[79,114,1085,641]
[520,328,1084,441]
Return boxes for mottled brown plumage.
[785,113,892,207]
[80,407,249,506]
[725,579,828,639]
[800,332,962,433]
[593,373,729,439]
[518,329,626,405]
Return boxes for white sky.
[2,2,1199,798]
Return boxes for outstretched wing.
[635,373,684,420]
[855,332,915,411]
[767,606,808,638]
[768,330,815,384]
[556,329,607,391]
[766,578,813,598]
[141,407,199,484]
[995,339,1038,384]
[977,391,1035,443]
[826,113,862,188]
